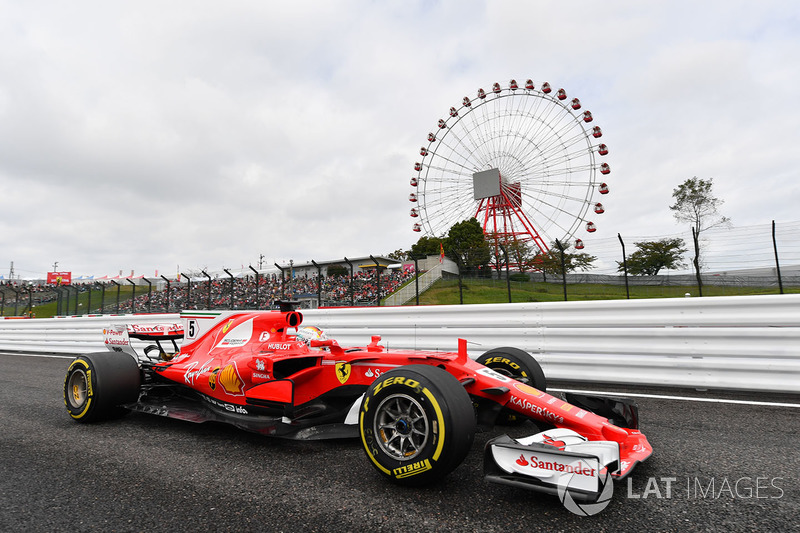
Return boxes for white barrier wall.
[2,295,799,393]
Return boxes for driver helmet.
[295,326,327,347]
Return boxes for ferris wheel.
[409,79,610,253]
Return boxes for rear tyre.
[359,364,476,487]
[64,352,141,423]
[477,347,546,425]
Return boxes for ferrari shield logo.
[335,362,351,384]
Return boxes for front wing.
[484,429,620,502]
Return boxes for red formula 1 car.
[64,303,652,502]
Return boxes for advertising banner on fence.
[47,271,72,285]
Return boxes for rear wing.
[104,323,184,361]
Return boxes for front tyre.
[477,347,546,425]
[64,352,141,423]
[359,364,475,487]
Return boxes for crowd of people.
[113,268,416,313]
[1,267,417,315]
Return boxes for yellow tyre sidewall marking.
[360,374,446,473]
[422,387,445,461]
[65,359,93,419]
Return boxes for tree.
[485,233,538,273]
[408,235,443,258]
[670,177,730,235]
[443,218,491,275]
[533,242,597,278]
[326,264,349,278]
[617,238,687,276]
[386,249,407,261]
[670,177,730,277]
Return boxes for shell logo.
[219,364,244,396]
[514,383,543,396]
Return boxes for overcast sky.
[1,1,799,279]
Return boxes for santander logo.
[516,454,529,467]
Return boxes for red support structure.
[474,181,550,262]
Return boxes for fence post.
[224,269,235,309]
[411,255,422,305]
[772,220,784,294]
[499,244,511,303]
[201,271,212,309]
[72,285,80,315]
[160,275,171,313]
[144,278,152,313]
[555,239,567,301]
[618,233,630,299]
[311,260,322,308]
[370,255,382,306]
[248,266,260,308]
[274,263,286,302]
[100,282,106,314]
[111,280,120,314]
[126,279,136,313]
[343,257,354,307]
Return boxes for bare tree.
[670,177,730,235]
[670,177,730,287]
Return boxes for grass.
[410,278,799,305]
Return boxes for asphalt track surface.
[2,353,798,533]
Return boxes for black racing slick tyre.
[477,347,546,425]
[64,352,141,423]
[359,364,476,487]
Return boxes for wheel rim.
[67,369,88,409]
[374,393,430,460]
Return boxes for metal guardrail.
[2,295,799,392]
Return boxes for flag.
[439,242,444,263]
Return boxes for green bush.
[326,264,349,278]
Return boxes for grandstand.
[0,255,421,317]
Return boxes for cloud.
[1,0,799,279]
